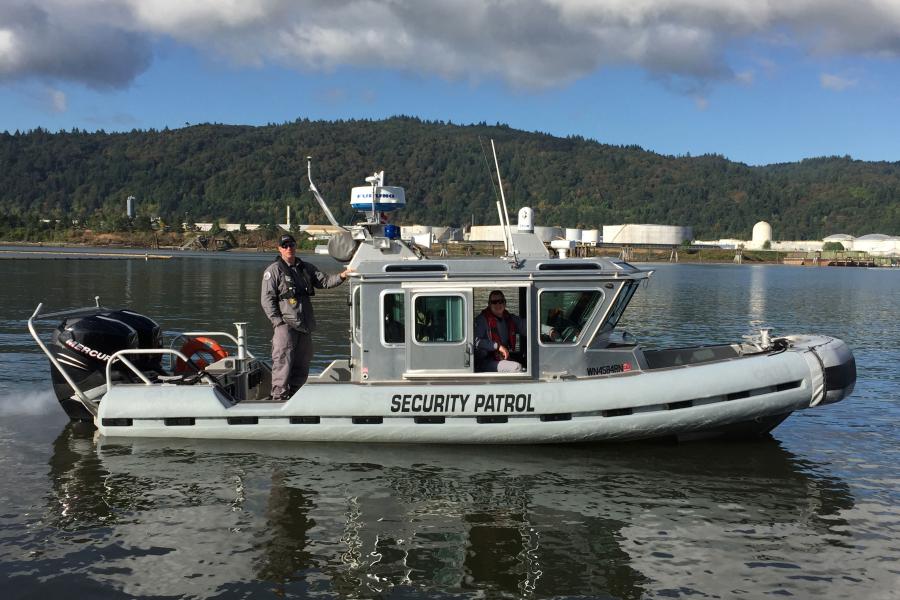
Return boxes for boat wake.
[0,386,58,416]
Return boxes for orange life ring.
[175,337,228,373]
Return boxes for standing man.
[261,234,352,400]
[474,290,525,373]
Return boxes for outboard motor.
[103,310,164,373]
[48,310,162,421]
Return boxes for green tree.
[0,119,897,240]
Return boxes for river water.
[1,250,898,599]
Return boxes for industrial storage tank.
[853,234,899,256]
[468,224,563,243]
[400,225,433,240]
[467,225,507,242]
[431,226,463,243]
[823,233,855,242]
[602,224,692,245]
[581,229,600,246]
[751,221,773,248]
[533,226,563,243]
[565,228,582,242]
[823,233,855,251]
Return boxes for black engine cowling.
[49,309,162,421]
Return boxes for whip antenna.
[490,139,518,262]
[307,156,343,229]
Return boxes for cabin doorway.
[406,290,473,376]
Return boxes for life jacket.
[275,258,315,301]
[480,308,517,361]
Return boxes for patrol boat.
[28,161,856,444]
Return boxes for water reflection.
[4,258,897,598]
[747,265,768,328]
[43,424,857,598]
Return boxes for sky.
[1,0,899,166]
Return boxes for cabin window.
[352,286,361,343]
[382,292,405,345]
[604,281,638,330]
[414,295,464,343]
[539,290,603,344]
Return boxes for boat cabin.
[341,236,651,384]
[301,169,655,385]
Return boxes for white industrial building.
[824,233,900,256]
[400,224,433,239]
[602,224,692,245]
[400,225,463,244]
[468,225,564,243]
[696,221,824,251]
[469,222,695,246]
[697,222,899,255]
[193,223,260,232]
[769,240,825,252]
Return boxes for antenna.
[364,171,384,225]
[306,156,343,229]
[490,140,518,261]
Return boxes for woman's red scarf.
[481,308,517,360]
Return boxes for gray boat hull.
[94,335,854,444]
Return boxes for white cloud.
[820,73,858,91]
[0,1,898,92]
[0,1,151,88]
[0,28,20,73]
[49,87,66,111]
[735,70,754,85]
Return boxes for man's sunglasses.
[280,242,296,249]
[490,299,506,305]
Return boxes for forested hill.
[1,117,898,240]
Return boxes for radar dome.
[752,221,772,248]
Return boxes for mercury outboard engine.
[49,309,162,421]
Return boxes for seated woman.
[474,290,525,372]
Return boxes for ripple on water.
[1,260,899,598]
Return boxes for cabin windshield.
[539,290,603,344]
[604,281,638,330]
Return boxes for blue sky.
[2,1,899,166]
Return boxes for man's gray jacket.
[261,258,345,333]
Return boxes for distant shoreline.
[0,238,786,264]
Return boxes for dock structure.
[783,251,898,268]
[179,234,234,251]
[0,249,172,260]
[827,257,878,267]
